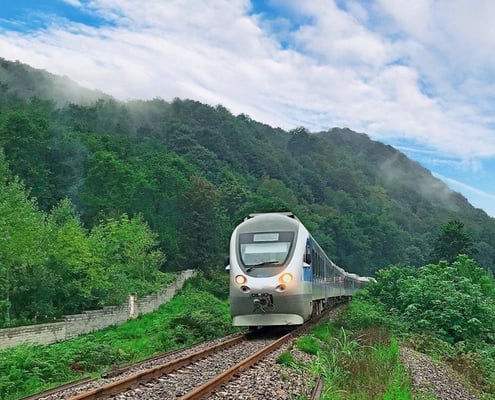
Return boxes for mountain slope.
[0,58,494,275]
[0,57,110,106]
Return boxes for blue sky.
[1,0,494,217]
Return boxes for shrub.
[336,297,400,333]
[370,257,495,345]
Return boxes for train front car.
[228,213,312,327]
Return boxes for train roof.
[245,212,299,221]
[237,212,302,234]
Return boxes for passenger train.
[227,212,371,326]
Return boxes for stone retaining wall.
[0,269,195,349]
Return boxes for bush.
[336,297,400,333]
[69,342,125,372]
[183,268,229,300]
[302,325,414,399]
[369,257,495,345]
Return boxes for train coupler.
[251,293,273,313]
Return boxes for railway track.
[25,330,318,400]
[63,330,296,399]
[25,307,341,399]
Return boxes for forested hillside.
[1,58,495,325]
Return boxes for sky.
[0,0,494,217]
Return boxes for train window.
[304,245,312,264]
[319,255,323,276]
[239,231,294,267]
[240,242,290,266]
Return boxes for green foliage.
[159,276,228,348]
[178,175,227,270]
[68,342,125,372]
[0,344,72,400]
[46,198,94,314]
[88,214,166,306]
[370,256,495,345]
[311,322,340,343]
[183,268,229,300]
[0,151,50,325]
[3,68,495,278]
[302,324,414,399]
[360,255,495,397]
[0,153,170,325]
[81,150,142,221]
[377,339,415,400]
[335,297,395,332]
[0,106,54,209]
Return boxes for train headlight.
[279,273,293,284]
[235,275,247,285]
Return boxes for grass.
[0,270,236,400]
[276,351,295,366]
[286,315,416,400]
[295,335,321,355]
[291,298,493,399]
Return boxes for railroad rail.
[20,334,244,400]
[64,331,291,399]
[25,306,342,399]
[19,377,94,400]
[177,331,293,400]
[68,334,246,399]
[69,324,325,399]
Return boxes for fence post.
[129,292,137,319]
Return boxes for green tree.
[179,176,226,270]
[46,198,94,313]
[81,150,141,222]
[217,168,250,220]
[0,108,54,209]
[287,126,316,156]
[88,214,165,305]
[429,219,474,264]
[0,150,49,326]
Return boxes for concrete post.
[129,292,137,319]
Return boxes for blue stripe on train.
[303,264,313,281]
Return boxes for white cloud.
[59,0,82,7]
[0,0,495,162]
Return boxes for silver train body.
[228,212,369,327]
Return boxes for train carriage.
[227,212,367,327]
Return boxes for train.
[226,212,372,327]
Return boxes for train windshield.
[239,231,294,268]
